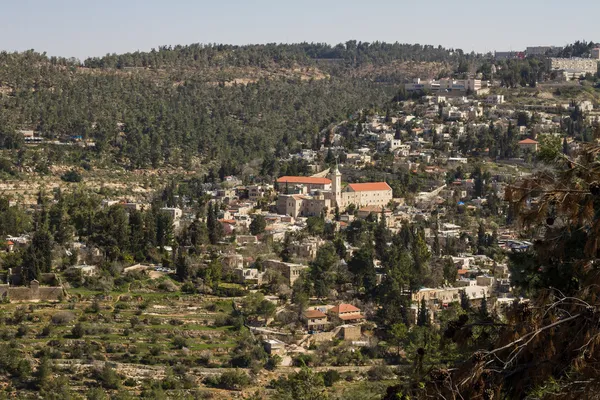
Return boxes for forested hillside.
[0,42,467,172]
[82,41,464,69]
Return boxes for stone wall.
[0,281,64,302]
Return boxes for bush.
[366,365,395,381]
[16,324,28,338]
[86,299,101,313]
[207,370,250,390]
[71,323,85,339]
[123,378,137,387]
[158,279,178,292]
[181,281,196,294]
[96,363,120,389]
[60,169,83,183]
[322,369,341,387]
[265,355,281,371]
[172,336,189,349]
[40,325,52,337]
[149,346,162,357]
[293,353,314,367]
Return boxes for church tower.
[330,163,342,208]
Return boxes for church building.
[276,166,392,218]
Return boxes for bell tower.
[330,161,342,208]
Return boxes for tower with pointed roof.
[330,162,342,208]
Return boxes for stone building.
[0,280,64,302]
[263,259,308,286]
[276,166,392,216]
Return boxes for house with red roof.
[303,309,329,331]
[328,303,365,324]
[518,138,539,152]
[341,182,393,208]
[276,176,332,191]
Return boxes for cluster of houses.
[8,78,593,360]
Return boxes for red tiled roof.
[457,269,469,275]
[304,310,327,319]
[518,138,538,144]
[347,182,391,192]
[277,176,331,185]
[330,303,361,313]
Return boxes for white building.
[405,78,483,94]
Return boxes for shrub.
[86,299,101,313]
[181,281,196,294]
[16,324,28,338]
[208,370,250,390]
[293,353,314,367]
[172,336,188,349]
[123,378,137,387]
[149,346,162,357]
[265,355,281,371]
[71,323,85,339]
[158,279,178,292]
[60,170,83,183]
[322,369,341,387]
[366,365,395,381]
[40,325,52,337]
[96,363,120,389]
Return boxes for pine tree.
[460,289,471,311]
[443,258,457,283]
[280,233,293,262]
[479,294,489,319]
[417,298,430,327]
[374,208,390,261]
[249,214,267,235]
[207,202,223,245]
[175,250,192,281]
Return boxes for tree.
[21,228,53,281]
[249,214,267,235]
[175,252,192,281]
[348,244,377,296]
[272,368,327,400]
[459,289,470,311]
[479,295,488,319]
[60,169,82,183]
[207,202,223,245]
[309,243,338,298]
[241,292,276,323]
[97,363,120,390]
[389,322,408,357]
[213,369,250,390]
[280,233,293,262]
[374,208,391,260]
[71,323,84,339]
[155,213,174,250]
[443,258,457,283]
[306,215,325,237]
[417,298,430,327]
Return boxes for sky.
[1,0,599,61]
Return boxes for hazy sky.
[2,0,599,60]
